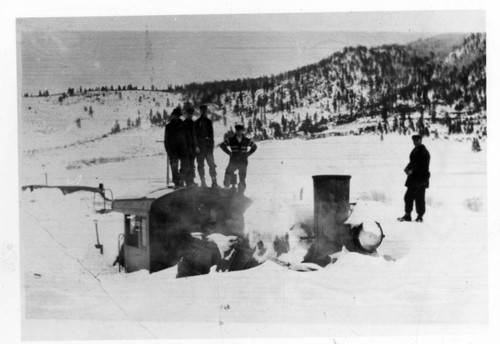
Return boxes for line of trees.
[25,83,178,99]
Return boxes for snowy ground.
[15,94,489,341]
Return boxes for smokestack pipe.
[313,175,351,243]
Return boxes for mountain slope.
[175,33,485,139]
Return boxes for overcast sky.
[17,10,485,33]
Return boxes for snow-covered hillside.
[18,93,488,340]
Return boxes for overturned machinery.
[112,175,385,276]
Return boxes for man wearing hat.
[164,107,189,188]
[220,124,257,194]
[195,104,218,188]
[398,134,431,222]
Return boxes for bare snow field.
[17,95,487,341]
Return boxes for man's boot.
[211,177,219,188]
[237,183,246,195]
[397,214,412,222]
[200,175,207,188]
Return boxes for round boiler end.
[355,221,384,252]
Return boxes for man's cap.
[186,108,195,114]
[235,124,245,131]
[171,108,182,116]
[412,134,422,140]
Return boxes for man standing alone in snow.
[220,124,257,194]
[398,134,431,222]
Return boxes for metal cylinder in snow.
[356,221,384,252]
[313,175,351,242]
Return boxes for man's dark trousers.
[169,152,189,187]
[196,146,217,184]
[186,152,196,186]
[404,186,426,217]
[223,159,247,192]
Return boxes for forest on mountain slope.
[176,33,485,133]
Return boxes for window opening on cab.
[124,214,147,248]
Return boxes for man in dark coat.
[195,104,218,187]
[164,108,189,188]
[183,108,197,187]
[398,135,431,222]
[220,124,257,194]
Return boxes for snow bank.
[19,129,488,340]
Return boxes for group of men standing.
[164,105,257,193]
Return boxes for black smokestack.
[313,175,351,244]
